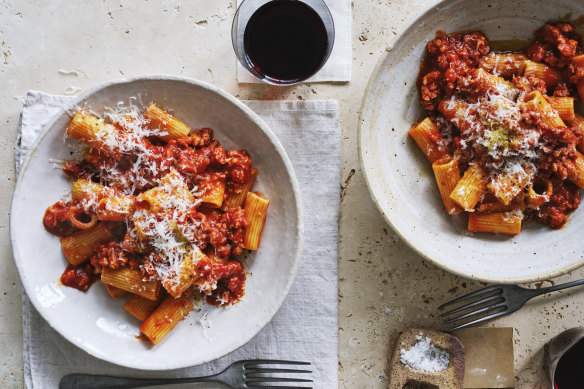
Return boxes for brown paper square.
[453,327,514,388]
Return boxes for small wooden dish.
[389,328,465,389]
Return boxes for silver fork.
[59,360,313,389]
[438,279,584,331]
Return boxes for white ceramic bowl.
[359,0,584,284]
[10,76,303,369]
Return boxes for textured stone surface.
[1,1,584,388]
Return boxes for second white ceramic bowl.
[359,0,584,283]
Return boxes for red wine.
[243,0,329,83]
[554,338,584,389]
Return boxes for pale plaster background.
[0,1,583,388]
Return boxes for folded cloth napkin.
[18,91,340,388]
[236,0,351,83]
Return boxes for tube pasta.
[223,168,258,210]
[136,169,194,212]
[522,60,561,87]
[525,180,553,208]
[409,26,584,235]
[475,68,515,94]
[44,102,269,344]
[71,179,107,202]
[105,284,126,298]
[478,196,525,213]
[547,97,575,121]
[101,267,160,301]
[96,196,136,221]
[487,164,532,206]
[60,223,114,266]
[124,293,164,321]
[199,173,226,208]
[479,53,527,78]
[468,211,522,235]
[408,118,448,163]
[524,91,566,128]
[144,103,191,141]
[140,294,194,345]
[243,192,270,250]
[162,247,208,298]
[450,165,487,210]
[569,151,584,188]
[67,111,123,159]
[432,157,462,215]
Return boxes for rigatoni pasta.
[144,103,191,141]
[43,102,269,345]
[408,117,448,163]
[101,267,161,301]
[124,293,164,321]
[243,192,270,250]
[60,223,114,266]
[468,211,522,235]
[450,165,487,211]
[140,295,194,345]
[411,23,584,234]
[105,284,126,298]
[431,157,462,215]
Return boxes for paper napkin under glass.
[236,0,351,83]
[18,91,340,388]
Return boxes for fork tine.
[446,310,509,331]
[441,301,506,325]
[246,368,312,374]
[244,360,311,366]
[246,377,314,383]
[439,294,504,318]
[438,285,501,309]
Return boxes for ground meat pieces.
[527,23,580,68]
[418,32,489,109]
[62,160,96,180]
[420,71,443,109]
[567,56,584,84]
[224,150,253,192]
[173,141,226,175]
[188,128,214,148]
[188,208,249,259]
[537,125,578,180]
[513,75,547,94]
[206,260,246,306]
[90,241,140,270]
[535,179,580,229]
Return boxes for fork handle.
[531,278,584,297]
[59,373,221,389]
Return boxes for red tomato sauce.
[60,262,99,292]
[415,23,584,229]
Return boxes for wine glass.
[232,0,335,85]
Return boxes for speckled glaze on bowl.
[10,76,303,369]
[359,0,584,284]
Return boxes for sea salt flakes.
[400,334,450,372]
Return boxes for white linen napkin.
[18,91,340,389]
[236,0,351,83]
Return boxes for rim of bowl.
[357,0,584,284]
[10,75,304,369]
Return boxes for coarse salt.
[400,335,450,372]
